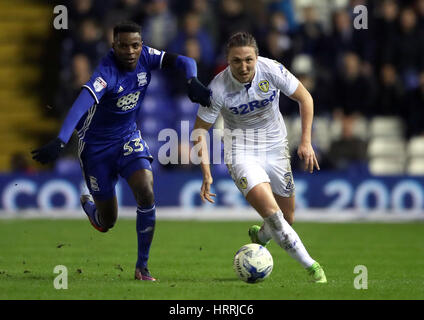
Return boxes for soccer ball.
[233,243,273,283]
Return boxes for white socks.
[262,211,315,268]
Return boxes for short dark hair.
[226,32,259,56]
[113,21,142,39]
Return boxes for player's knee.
[135,184,155,207]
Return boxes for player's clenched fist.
[31,137,65,164]
[187,77,212,107]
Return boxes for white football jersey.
[197,56,299,155]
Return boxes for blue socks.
[136,204,156,269]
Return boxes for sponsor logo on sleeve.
[148,47,162,55]
[93,77,107,92]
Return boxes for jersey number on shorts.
[123,137,144,156]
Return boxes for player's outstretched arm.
[289,82,320,173]
[31,88,95,164]
[162,53,211,107]
[193,116,216,203]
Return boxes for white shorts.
[226,148,295,198]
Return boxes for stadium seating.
[406,159,424,175]
[0,0,58,171]
[367,137,407,174]
[407,136,424,158]
[367,137,406,158]
[369,116,405,139]
[405,136,424,175]
[369,157,405,175]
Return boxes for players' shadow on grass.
[212,277,239,282]
[20,274,53,281]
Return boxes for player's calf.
[80,195,108,232]
[80,195,118,232]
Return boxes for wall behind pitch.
[0,172,423,213]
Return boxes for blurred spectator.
[375,64,405,117]
[323,9,353,70]
[108,0,142,23]
[374,0,400,70]
[62,18,108,67]
[217,0,253,47]
[184,37,213,85]
[326,115,368,171]
[405,71,424,137]
[103,24,115,48]
[333,52,377,117]
[169,11,215,67]
[55,54,92,117]
[294,5,325,56]
[262,29,294,67]
[290,54,333,116]
[10,152,35,174]
[68,0,99,31]
[190,0,219,47]
[267,0,298,32]
[393,7,424,89]
[141,0,178,50]
[168,37,213,96]
[416,0,424,33]
[323,8,374,73]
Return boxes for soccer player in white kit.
[193,32,327,283]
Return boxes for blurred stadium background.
[0,0,423,219]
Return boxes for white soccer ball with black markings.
[233,243,273,283]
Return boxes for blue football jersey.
[77,45,164,144]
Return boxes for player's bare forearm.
[193,116,216,202]
[289,82,319,172]
[193,117,213,177]
[290,82,314,144]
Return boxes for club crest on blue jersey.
[137,72,147,87]
[258,80,269,93]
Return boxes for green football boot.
[306,262,327,283]
[248,225,270,247]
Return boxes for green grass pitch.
[0,218,423,300]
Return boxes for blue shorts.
[78,130,153,200]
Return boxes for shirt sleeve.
[58,88,96,144]
[143,45,165,71]
[268,59,299,97]
[196,84,223,124]
[82,64,114,104]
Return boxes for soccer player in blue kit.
[31,21,211,281]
